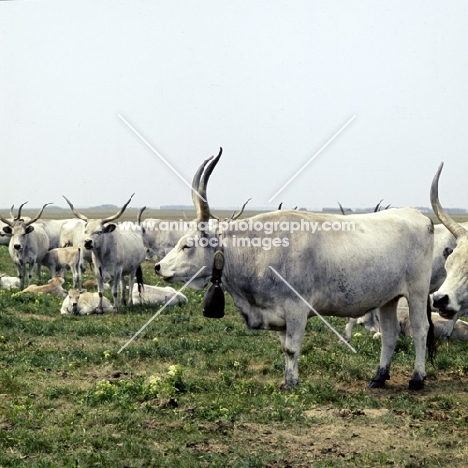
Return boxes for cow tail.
[426,295,437,367]
[136,265,144,295]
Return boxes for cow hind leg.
[369,301,398,389]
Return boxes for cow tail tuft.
[136,265,144,295]
[426,295,437,367]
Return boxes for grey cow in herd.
[155,149,435,391]
[0,202,51,289]
[431,162,468,322]
[63,194,146,313]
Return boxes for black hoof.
[408,378,424,391]
[368,379,386,389]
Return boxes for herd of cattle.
[1,151,468,392]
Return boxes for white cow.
[136,208,191,261]
[351,298,468,341]
[36,219,73,250]
[155,150,435,391]
[343,221,468,342]
[131,283,188,306]
[0,274,20,289]
[62,194,146,312]
[431,162,468,321]
[59,218,93,267]
[61,288,113,315]
[0,202,51,289]
[41,247,85,288]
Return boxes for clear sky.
[1,1,467,212]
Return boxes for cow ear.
[26,225,34,234]
[2,226,12,234]
[103,224,116,233]
[443,247,453,259]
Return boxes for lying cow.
[131,283,188,306]
[22,275,67,296]
[0,273,20,289]
[60,288,113,315]
[350,298,468,341]
[41,247,85,288]
[82,278,111,290]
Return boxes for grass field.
[1,213,468,466]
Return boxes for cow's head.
[0,202,51,252]
[431,162,468,317]
[66,288,85,315]
[155,150,249,291]
[62,195,134,251]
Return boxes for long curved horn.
[231,198,251,220]
[338,202,346,215]
[137,206,147,226]
[63,195,88,222]
[431,162,468,240]
[25,202,53,226]
[16,201,29,221]
[374,199,384,212]
[0,212,13,226]
[10,205,15,220]
[193,148,222,223]
[102,194,135,224]
[191,157,213,208]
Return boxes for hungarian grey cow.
[0,202,51,289]
[131,283,188,306]
[63,194,146,312]
[60,288,113,315]
[155,149,435,390]
[431,162,468,321]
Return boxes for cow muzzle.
[13,244,22,251]
[84,239,93,250]
[432,293,456,318]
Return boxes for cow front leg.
[95,266,107,314]
[28,262,35,287]
[369,301,398,388]
[120,276,127,306]
[407,296,430,390]
[278,311,308,390]
[112,270,122,312]
[16,262,25,290]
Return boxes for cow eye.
[181,244,190,250]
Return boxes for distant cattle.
[63,194,146,312]
[60,288,113,315]
[131,283,188,306]
[0,202,51,289]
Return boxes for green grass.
[1,245,468,466]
